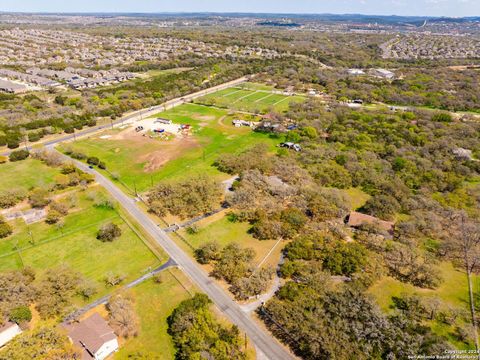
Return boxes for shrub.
[28,188,50,208]
[0,189,27,209]
[195,241,220,264]
[9,305,32,324]
[45,210,62,224]
[87,157,100,166]
[97,222,122,242]
[0,216,13,238]
[9,149,30,162]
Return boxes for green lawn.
[63,103,281,193]
[368,262,478,349]
[114,269,194,360]
[0,158,59,193]
[0,191,162,299]
[342,187,371,210]
[178,214,280,268]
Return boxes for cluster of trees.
[167,293,246,360]
[261,268,451,360]
[148,175,222,219]
[0,150,95,227]
[209,95,480,353]
[0,325,79,360]
[195,242,274,300]
[0,266,94,323]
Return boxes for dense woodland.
[211,99,480,357]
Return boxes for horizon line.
[0,11,477,19]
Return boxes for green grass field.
[369,262,478,349]
[177,213,281,268]
[0,190,163,299]
[114,269,195,360]
[0,158,59,193]
[195,84,306,113]
[63,103,282,193]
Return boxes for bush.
[28,188,50,208]
[194,241,220,264]
[0,216,13,238]
[0,155,7,164]
[45,210,62,224]
[87,157,100,166]
[432,112,452,122]
[9,305,32,324]
[97,222,122,242]
[0,189,27,209]
[9,149,30,162]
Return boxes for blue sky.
[0,0,478,17]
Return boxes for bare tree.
[445,210,480,354]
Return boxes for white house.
[370,68,395,80]
[0,321,22,348]
[347,68,365,75]
[65,313,119,360]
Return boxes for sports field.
[195,83,306,113]
[63,103,282,193]
[0,190,163,299]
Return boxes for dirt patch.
[217,115,229,128]
[139,136,198,173]
[196,115,216,121]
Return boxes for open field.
[63,103,281,193]
[195,84,306,113]
[177,213,282,269]
[0,190,163,299]
[0,158,60,193]
[369,262,479,349]
[114,269,195,360]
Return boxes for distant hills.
[0,12,479,25]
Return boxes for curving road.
[60,153,295,360]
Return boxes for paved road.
[1,76,251,157]
[62,153,295,360]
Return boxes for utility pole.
[27,226,34,245]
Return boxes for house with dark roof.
[64,313,119,360]
[346,211,395,236]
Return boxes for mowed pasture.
[114,269,196,360]
[64,103,282,193]
[0,158,60,193]
[195,84,306,113]
[0,190,163,299]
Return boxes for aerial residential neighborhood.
[0,2,479,360]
